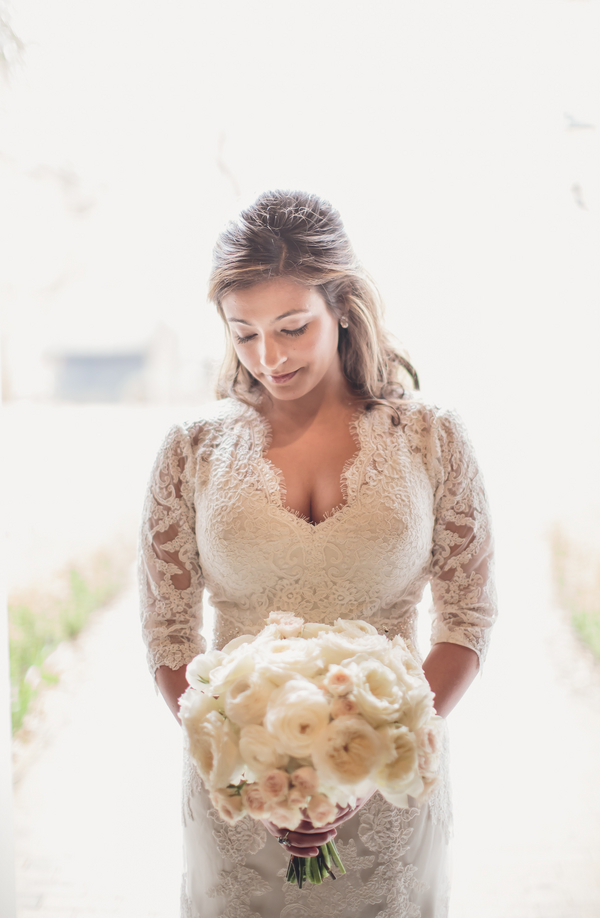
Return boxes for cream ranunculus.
[210,787,246,825]
[186,650,226,686]
[350,658,406,727]
[257,769,290,803]
[290,766,320,797]
[402,682,437,733]
[312,715,386,786]
[322,664,354,696]
[267,802,304,830]
[224,671,276,727]
[375,724,422,800]
[238,724,289,775]
[266,611,305,638]
[330,695,359,718]
[416,717,444,778]
[306,793,338,828]
[240,782,270,817]
[183,708,243,791]
[264,679,330,758]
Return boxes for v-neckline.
[244,402,368,529]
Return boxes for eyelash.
[235,324,309,344]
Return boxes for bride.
[139,190,497,917]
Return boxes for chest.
[264,421,359,525]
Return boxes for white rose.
[179,686,222,724]
[182,708,243,791]
[383,643,425,685]
[333,618,379,637]
[224,671,276,727]
[316,631,387,666]
[375,724,422,799]
[210,787,246,825]
[312,715,387,786]
[208,646,256,697]
[350,658,405,728]
[221,634,256,654]
[186,650,226,686]
[255,639,324,685]
[264,679,330,758]
[301,622,335,639]
[266,611,305,638]
[402,682,437,733]
[238,724,289,775]
[317,782,356,809]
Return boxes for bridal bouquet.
[180,612,443,888]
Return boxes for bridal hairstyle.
[208,190,419,416]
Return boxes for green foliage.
[549,522,600,663]
[8,557,127,733]
[572,610,600,661]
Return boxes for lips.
[267,369,299,384]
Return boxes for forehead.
[221,277,327,322]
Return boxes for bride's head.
[208,190,418,408]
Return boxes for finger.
[285,843,320,857]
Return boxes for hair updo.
[208,190,418,414]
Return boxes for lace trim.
[249,403,367,527]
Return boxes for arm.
[139,425,206,705]
[422,641,479,718]
[427,411,497,704]
[156,664,189,724]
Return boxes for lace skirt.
[179,733,452,918]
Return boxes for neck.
[261,372,358,431]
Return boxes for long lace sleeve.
[429,410,497,665]
[139,424,206,677]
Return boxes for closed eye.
[282,324,308,338]
[234,324,308,345]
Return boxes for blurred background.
[1,1,599,916]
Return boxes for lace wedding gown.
[139,396,497,918]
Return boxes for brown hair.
[208,190,419,414]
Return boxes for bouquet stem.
[285,840,346,888]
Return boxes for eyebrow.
[226,309,310,326]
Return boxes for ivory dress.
[139,395,497,918]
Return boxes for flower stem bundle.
[286,840,346,887]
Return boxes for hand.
[262,790,376,858]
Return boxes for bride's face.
[221,277,343,402]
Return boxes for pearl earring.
[339,316,349,328]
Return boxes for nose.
[259,336,287,373]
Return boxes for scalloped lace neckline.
[239,402,371,529]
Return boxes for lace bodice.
[139,396,496,676]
